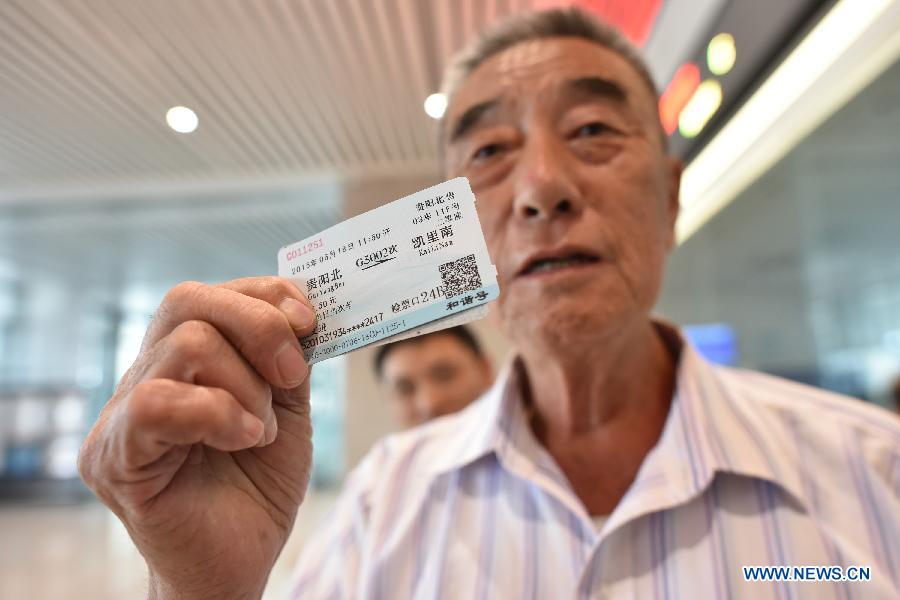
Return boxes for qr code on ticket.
[439,253,482,298]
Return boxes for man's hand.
[78,277,317,600]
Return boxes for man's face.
[444,38,681,348]
[380,334,492,429]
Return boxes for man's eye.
[574,122,610,138]
[472,143,502,161]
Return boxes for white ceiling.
[0,0,465,198]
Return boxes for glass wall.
[0,185,347,499]
[658,54,900,410]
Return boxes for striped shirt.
[290,326,900,599]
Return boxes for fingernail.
[241,412,265,445]
[276,342,308,387]
[263,413,278,446]
[279,298,316,330]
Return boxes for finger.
[218,276,317,335]
[120,379,264,467]
[148,320,278,445]
[231,382,314,512]
[144,281,310,389]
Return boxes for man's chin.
[501,297,626,351]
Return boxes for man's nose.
[512,134,582,221]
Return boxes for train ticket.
[277,177,499,364]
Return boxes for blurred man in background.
[374,326,492,429]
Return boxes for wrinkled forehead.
[444,37,656,136]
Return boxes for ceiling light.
[707,33,736,76]
[678,80,723,138]
[424,93,447,119]
[166,106,199,133]
[677,0,900,243]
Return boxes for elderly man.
[78,8,900,600]
[375,326,493,429]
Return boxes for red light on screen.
[659,63,701,136]
[534,0,663,45]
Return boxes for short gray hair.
[440,7,661,144]
[441,7,659,100]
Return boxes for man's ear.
[665,156,683,251]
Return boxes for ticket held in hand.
[277,177,499,364]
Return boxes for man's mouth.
[519,252,601,276]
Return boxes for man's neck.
[518,319,678,515]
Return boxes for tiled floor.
[0,491,338,600]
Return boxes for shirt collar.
[425,357,527,476]
[427,319,807,514]
[604,331,808,531]
[664,334,806,503]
